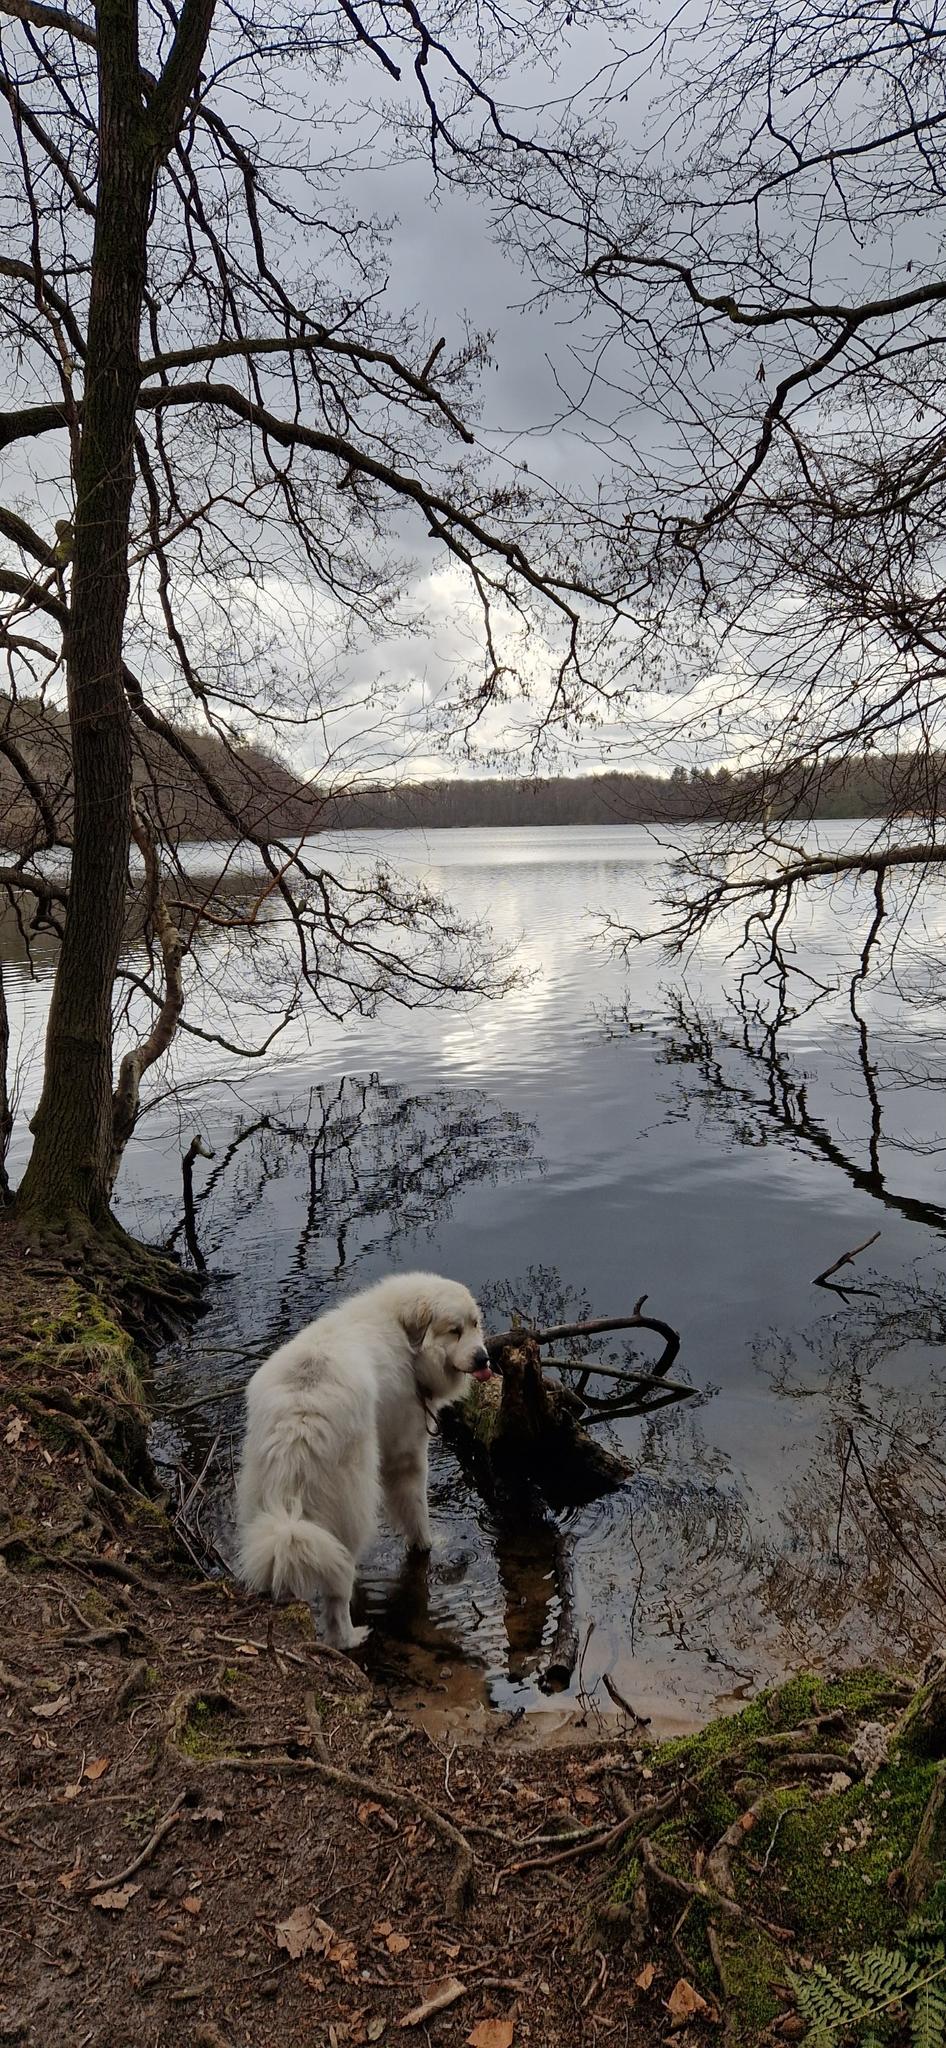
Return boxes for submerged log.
[445,1329,632,1510]
[445,1298,689,1510]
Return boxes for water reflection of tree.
[593,994,946,1687]
[170,1074,534,1296]
[755,1282,946,1646]
[634,988,946,1235]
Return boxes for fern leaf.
[791,1962,864,2029]
[845,1947,919,2002]
[912,1978,946,2048]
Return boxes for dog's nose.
[472,1346,489,1368]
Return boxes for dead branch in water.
[491,1297,680,1379]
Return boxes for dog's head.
[397,1274,491,1407]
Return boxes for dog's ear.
[399,1295,433,1351]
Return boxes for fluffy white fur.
[235,1270,489,1647]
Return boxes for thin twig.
[813,1230,881,1287]
[86,1792,188,1893]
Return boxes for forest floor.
[0,1230,943,2048]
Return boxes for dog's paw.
[338,1623,371,1651]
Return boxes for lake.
[7,823,946,1728]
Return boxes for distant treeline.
[321,758,923,831]
[0,695,925,847]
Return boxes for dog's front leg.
[382,1448,432,1554]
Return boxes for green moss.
[172,1690,241,1760]
[21,1283,145,1403]
[611,1854,641,1905]
[281,1602,316,1640]
[610,1669,937,2045]
[769,1755,939,1948]
[463,1379,502,1447]
[712,1926,786,2043]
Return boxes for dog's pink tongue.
[472,1365,493,1383]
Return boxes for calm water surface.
[9,825,946,1726]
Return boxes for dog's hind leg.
[381,1448,432,1554]
[323,1592,370,1650]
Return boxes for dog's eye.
[450,1324,463,1338]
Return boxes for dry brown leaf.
[367,2021,387,2043]
[84,1757,110,1782]
[386,1931,411,1955]
[399,1977,467,2029]
[30,1693,69,1719]
[92,1883,141,1912]
[275,1905,333,1959]
[182,1895,202,1915]
[665,1979,709,2025]
[738,1811,757,1833]
[373,1920,393,1938]
[467,2023,515,2048]
[4,1415,26,1448]
[327,1935,358,1975]
[57,1851,82,1893]
[574,1786,599,1808]
[635,1963,656,1990]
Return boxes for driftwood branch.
[813,1230,881,1288]
[490,1298,680,1379]
[181,1133,215,1271]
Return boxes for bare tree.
[475,0,946,1004]
[0,0,630,1270]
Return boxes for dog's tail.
[238,1507,353,1602]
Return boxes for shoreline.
[0,1234,941,2047]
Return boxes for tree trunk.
[15,0,151,1233]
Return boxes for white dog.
[236,1271,491,1648]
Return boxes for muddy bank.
[0,1236,942,2048]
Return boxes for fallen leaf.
[367,2021,386,2043]
[275,1905,333,1959]
[358,1799,397,1833]
[192,1806,225,1826]
[236,1643,258,1657]
[30,1693,69,1719]
[57,1850,82,1892]
[92,1883,141,1913]
[84,1757,110,1782]
[182,1894,202,1915]
[665,1979,709,2026]
[574,1786,599,1808]
[327,1935,358,1975]
[4,1415,26,1447]
[467,2023,515,2048]
[386,1931,410,1955]
[738,1810,757,1833]
[373,1920,393,1939]
[635,1963,656,1990]
[400,1977,467,2029]
[300,1971,326,1991]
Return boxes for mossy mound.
[609,1667,946,2044]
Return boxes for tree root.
[496,1785,684,1885]
[13,1390,151,1500]
[173,1745,475,1917]
[638,1836,792,1942]
[704,1794,769,1898]
[86,1790,190,1893]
